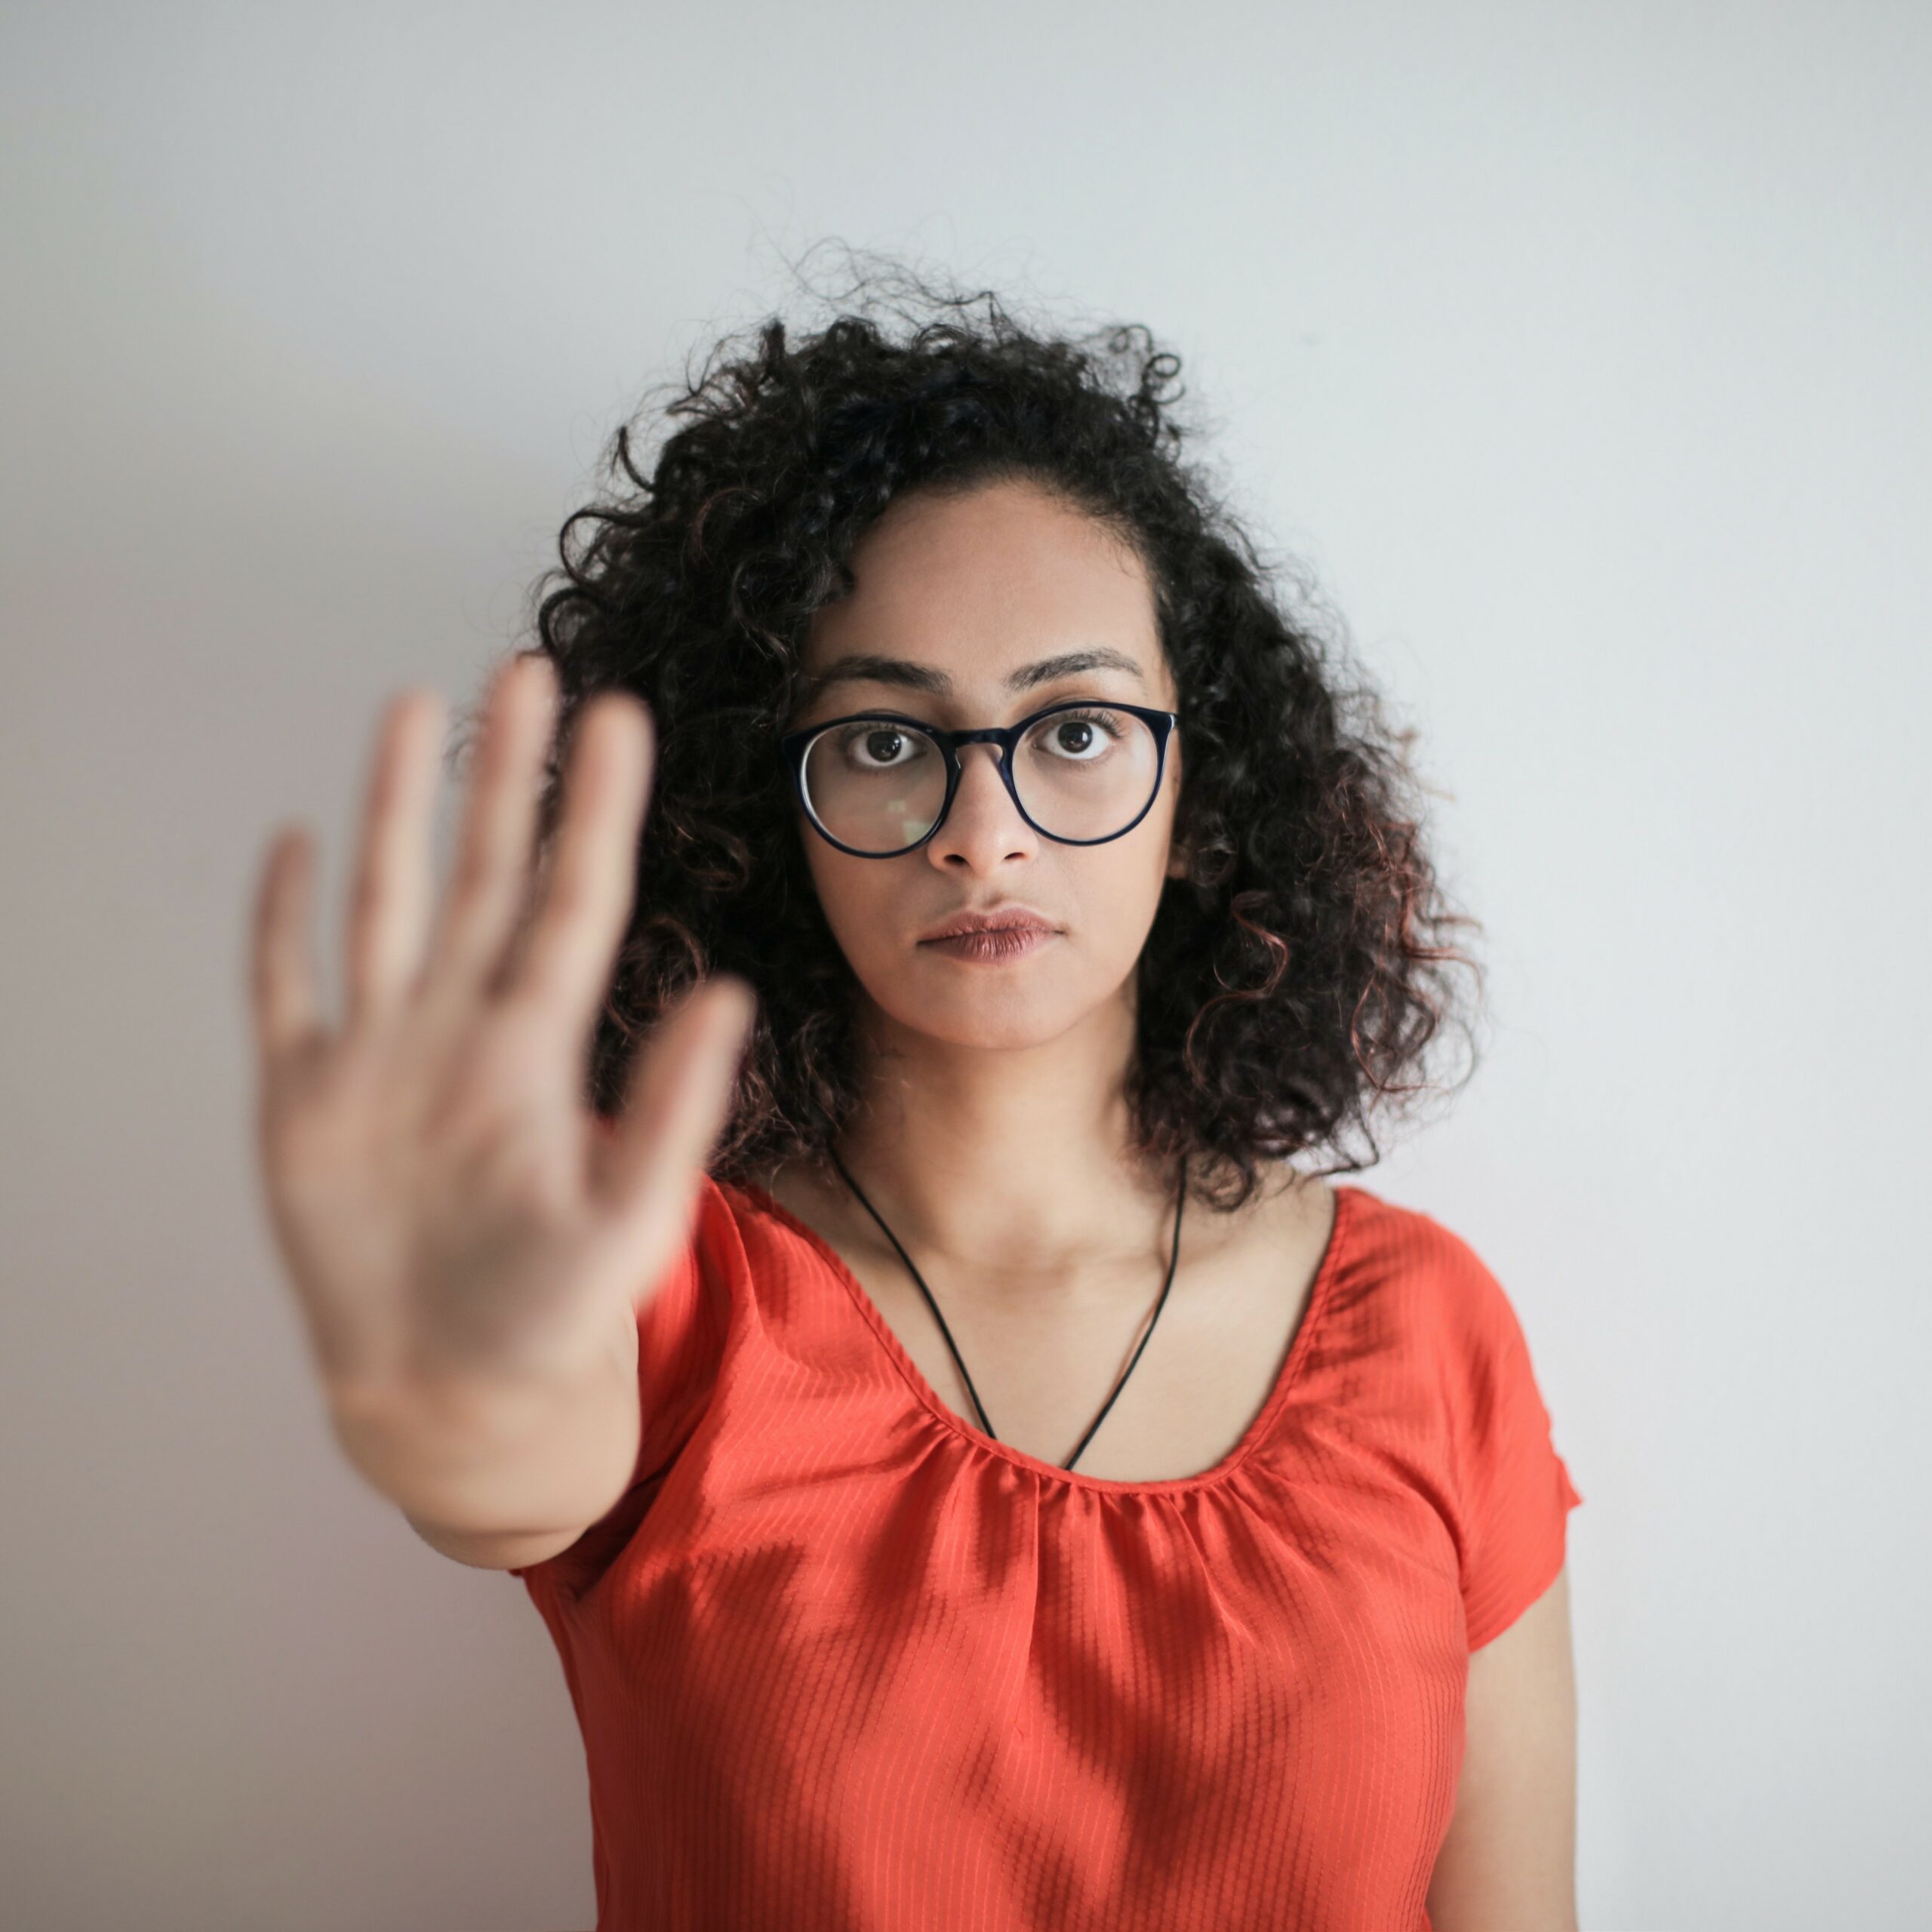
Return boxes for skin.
[766,476,1580,1928]
[1428,1565,1580,1931]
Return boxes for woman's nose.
[923,737,1035,869]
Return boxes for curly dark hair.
[462,248,1484,1215]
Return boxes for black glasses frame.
[780,697,1180,860]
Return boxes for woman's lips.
[918,926,1056,963]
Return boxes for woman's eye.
[1032,709,1124,759]
[839,724,925,768]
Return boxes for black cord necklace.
[825,1146,1188,1473]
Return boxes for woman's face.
[787,477,1186,1052]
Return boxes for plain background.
[4,3,1927,1927]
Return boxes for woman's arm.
[1426,1562,1580,1932]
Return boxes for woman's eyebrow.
[798,646,1147,703]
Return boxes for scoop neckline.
[723,1173,1357,1497]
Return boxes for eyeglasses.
[780,698,1179,859]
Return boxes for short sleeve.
[1433,1229,1583,1651]
[507,1166,734,1600]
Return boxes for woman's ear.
[1164,838,1191,881]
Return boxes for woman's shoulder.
[718,1155,872,1262]
[1327,1179,1484,1260]
[729,1150,844,1214]
[702,1159,872,1294]
[1311,1180,1534,1358]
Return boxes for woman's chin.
[866,980,1106,1053]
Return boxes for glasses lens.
[801,720,949,854]
[1012,706,1161,841]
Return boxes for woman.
[251,266,1582,1930]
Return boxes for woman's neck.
[823,994,1182,1281]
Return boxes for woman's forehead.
[801,484,1168,703]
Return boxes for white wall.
[3,3,1926,1926]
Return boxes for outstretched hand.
[248,653,755,1411]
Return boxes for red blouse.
[511,1172,1582,1930]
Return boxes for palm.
[247,653,755,1407]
